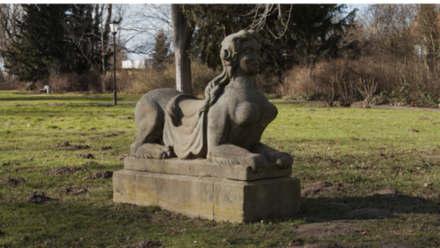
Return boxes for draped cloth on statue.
[163,94,208,159]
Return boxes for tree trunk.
[171,4,193,95]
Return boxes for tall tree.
[171,4,193,95]
[0,4,22,75]
[150,29,170,70]
[0,4,114,82]
[181,4,358,84]
[418,4,440,78]
[1,4,69,81]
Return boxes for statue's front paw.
[133,144,172,159]
[151,146,171,159]
[275,152,293,169]
[245,154,267,173]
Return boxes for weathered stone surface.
[124,157,291,181]
[113,170,300,223]
[115,30,300,223]
[129,30,293,173]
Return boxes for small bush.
[279,56,440,107]
[0,73,27,90]
[116,59,218,96]
[47,72,102,93]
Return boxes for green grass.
[0,90,142,105]
[1,91,440,247]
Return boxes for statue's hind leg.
[130,99,171,159]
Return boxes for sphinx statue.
[129,30,293,172]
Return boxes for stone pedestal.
[113,157,301,223]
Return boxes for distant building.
[121,59,152,69]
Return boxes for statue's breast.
[233,102,259,126]
[261,102,278,127]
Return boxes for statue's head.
[220,30,261,78]
[201,30,261,111]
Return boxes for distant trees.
[150,29,170,70]
[0,4,22,74]
[0,4,114,82]
[180,4,358,85]
[1,4,69,81]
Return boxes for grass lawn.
[1,91,440,247]
[0,91,142,105]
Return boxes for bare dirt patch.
[85,170,113,180]
[77,153,95,159]
[87,185,109,191]
[325,158,343,166]
[83,161,98,166]
[100,146,112,151]
[289,243,346,248]
[46,167,85,175]
[293,223,359,239]
[68,145,90,151]
[328,203,351,211]
[357,242,413,248]
[367,188,398,196]
[119,116,133,120]
[406,129,419,132]
[59,187,88,196]
[84,132,124,142]
[2,162,20,166]
[301,182,354,198]
[25,192,54,204]
[51,141,89,150]
[119,154,128,161]
[379,242,413,248]
[345,208,394,218]
[127,240,164,248]
[102,133,118,138]
[0,177,25,186]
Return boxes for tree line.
[0,4,113,82]
[0,4,357,88]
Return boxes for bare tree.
[360,4,418,59]
[0,4,23,74]
[357,77,377,108]
[246,4,292,39]
[114,4,172,56]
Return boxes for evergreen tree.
[2,4,68,81]
[181,4,358,84]
[150,29,170,70]
[0,4,112,82]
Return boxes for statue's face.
[238,39,261,76]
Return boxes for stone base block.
[113,170,301,223]
[123,157,292,181]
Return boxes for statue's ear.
[222,49,229,60]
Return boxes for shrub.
[0,73,27,90]
[280,56,440,107]
[116,59,218,96]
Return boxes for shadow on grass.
[1,189,439,247]
[296,194,439,221]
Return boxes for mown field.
[1,91,440,248]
